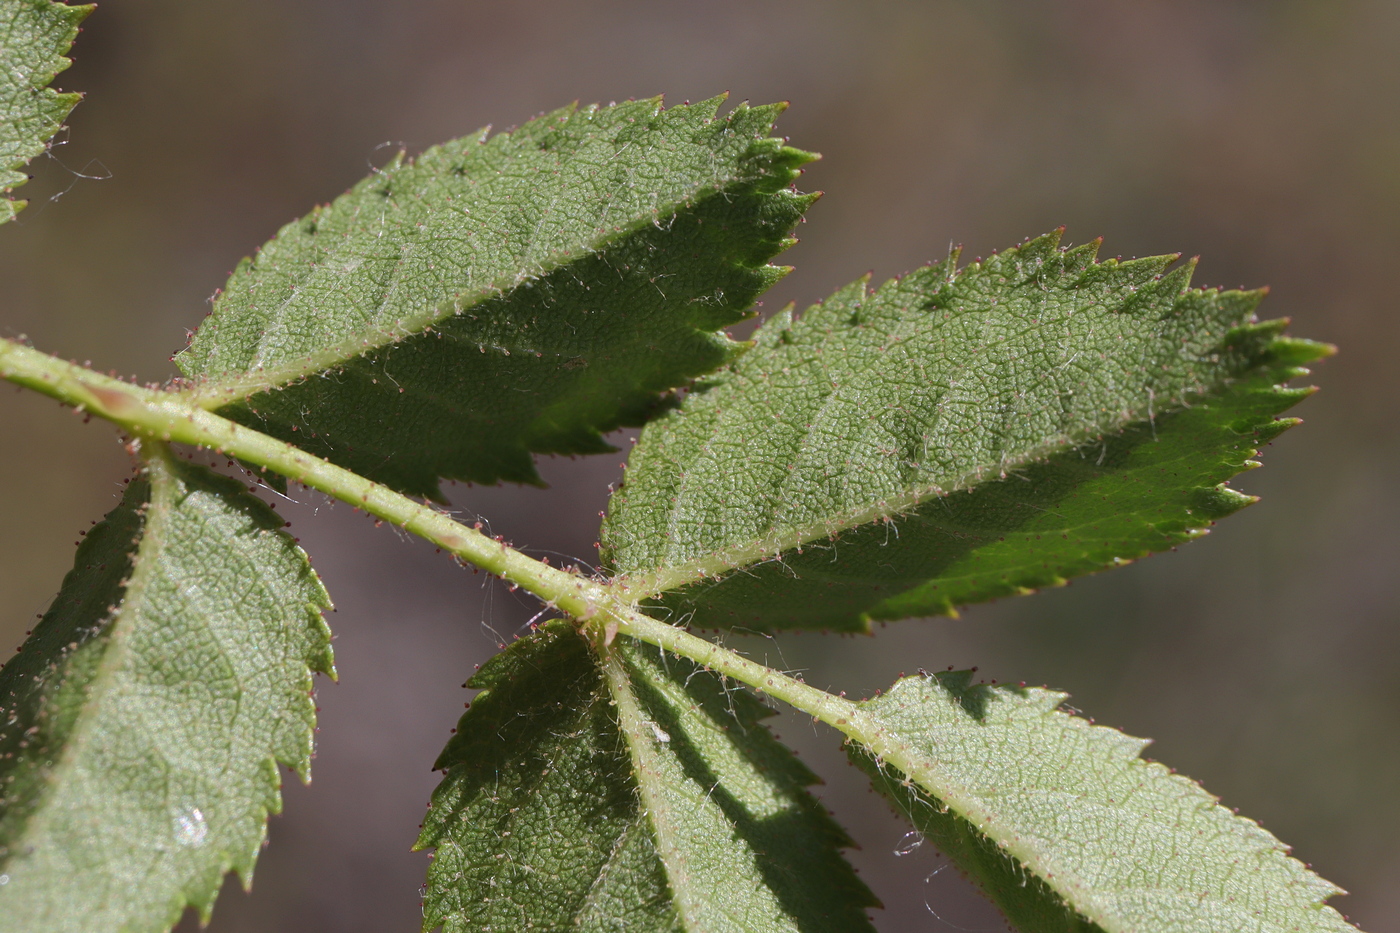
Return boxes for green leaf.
[848,671,1357,933]
[0,451,334,932]
[416,621,876,932]
[601,231,1331,632]
[177,96,814,498]
[0,0,89,225]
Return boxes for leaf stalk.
[0,338,593,616]
[0,337,872,741]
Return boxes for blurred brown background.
[2,1,1396,930]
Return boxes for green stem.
[0,338,601,619]
[609,608,956,811]
[0,338,880,746]
[604,612,937,787]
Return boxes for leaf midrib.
[616,375,1230,603]
[854,713,1126,930]
[858,688,1343,933]
[1,457,170,870]
[182,144,781,407]
[886,760,1305,930]
[599,649,702,932]
[615,259,1207,596]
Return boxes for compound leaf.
[848,671,1358,932]
[177,96,814,497]
[0,0,89,225]
[601,231,1330,632]
[0,452,334,933]
[416,621,876,933]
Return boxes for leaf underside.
[0,456,333,933]
[177,96,814,498]
[849,671,1356,933]
[416,621,876,933]
[602,231,1330,632]
[0,0,89,225]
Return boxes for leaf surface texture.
[849,671,1358,932]
[0,454,333,932]
[177,96,813,496]
[602,231,1330,631]
[417,621,875,932]
[0,0,88,224]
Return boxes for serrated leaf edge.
[0,448,331,929]
[179,95,815,407]
[854,673,1357,933]
[0,0,93,219]
[610,233,1330,613]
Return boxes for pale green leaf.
[0,0,89,225]
[850,671,1357,933]
[177,96,814,497]
[0,453,334,933]
[602,231,1330,632]
[416,621,876,932]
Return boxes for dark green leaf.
[0,0,90,224]
[848,671,1357,932]
[0,452,333,932]
[177,96,814,497]
[416,621,875,932]
[602,231,1330,632]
